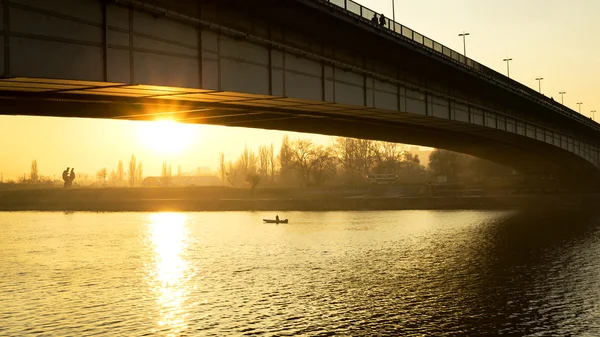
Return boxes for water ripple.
[1,210,600,335]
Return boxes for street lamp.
[592,110,596,120]
[577,102,583,114]
[559,91,566,105]
[392,0,395,21]
[458,32,470,57]
[535,77,544,93]
[503,58,512,78]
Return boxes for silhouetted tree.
[278,135,293,184]
[30,160,39,183]
[110,169,118,187]
[226,160,237,186]
[289,139,336,186]
[258,145,270,180]
[429,149,465,182]
[117,160,125,186]
[246,173,261,191]
[96,168,108,187]
[136,161,143,186]
[268,143,275,182]
[310,145,337,186]
[218,152,226,185]
[161,161,172,187]
[128,155,137,187]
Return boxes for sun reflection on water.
[147,212,193,337]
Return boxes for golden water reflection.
[147,212,193,337]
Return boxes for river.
[1,210,599,336]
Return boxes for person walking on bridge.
[379,13,387,27]
[371,13,378,25]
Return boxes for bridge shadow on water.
[309,210,600,336]
[437,210,600,335]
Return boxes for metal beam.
[3,0,9,77]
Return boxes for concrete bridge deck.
[0,0,599,180]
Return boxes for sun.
[138,120,195,154]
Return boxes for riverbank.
[0,186,598,211]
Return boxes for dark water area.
[1,210,599,336]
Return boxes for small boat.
[263,219,288,224]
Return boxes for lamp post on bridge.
[592,110,596,121]
[458,32,470,57]
[577,102,583,114]
[392,0,395,21]
[559,91,566,105]
[503,58,512,78]
[535,77,544,94]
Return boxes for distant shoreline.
[0,186,598,212]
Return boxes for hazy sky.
[1,0,598,180]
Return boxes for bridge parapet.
[318,0,599,132]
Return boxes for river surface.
[1,210,600,336]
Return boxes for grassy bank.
[0,186,597,212]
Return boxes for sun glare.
[138,120,195,154]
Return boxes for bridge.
[1,0,599,184]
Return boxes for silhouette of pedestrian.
[68,168,76,187]
[379,13,386,27]
[371,13,378,25]
[62,167,70,188]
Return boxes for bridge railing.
[321,0,600,132]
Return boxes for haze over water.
[1,210,600,336]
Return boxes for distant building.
[142,175,222,187]
[407,146,432,167]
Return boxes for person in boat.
[275,215,280,222]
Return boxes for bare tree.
[289,139,337,186]
[246,173,261,191]
[128,155,137,187]
[161,161,171,187]
[30,160,39,183]
[218,152,226,185]
[332,137,355,173]
[375,141,402,174]
[117,160,125,186]
[236,145,252,177]
[136,161,143,186]
[226,160,237,186]
[310,145,336,186]
[355,139,378,176]
[258,145,270,179]
[96,168,108,187]
[233,146,258,187]
[268,143,275,182]
[110,169,118,187]
[278,135,293,184]
[289,139,315,186]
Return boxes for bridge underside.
[1,77,597,180]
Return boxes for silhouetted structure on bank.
[62,167,76,188]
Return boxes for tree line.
[2,136,512,188]
[219,135,513,188]
[218,135,430,188]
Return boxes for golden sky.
[1,0,598,180]
[0,116,332,180]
